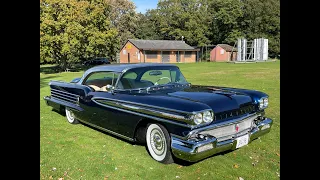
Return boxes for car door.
[80,71,121,132]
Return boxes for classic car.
[44,63,272,164]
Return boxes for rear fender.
[45,80,92,111]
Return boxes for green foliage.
[107,0,139,46]
[134,12,161,40]
[240,0,280,57]
[140,0,280,57]
[40,0,119,69]
[152,0,211,46]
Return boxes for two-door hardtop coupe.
[44,63,272,164]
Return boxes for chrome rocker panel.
[171,118,273,162]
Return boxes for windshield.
[116,66,188,90]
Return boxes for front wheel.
[65,107,79,124]
[146,123,174,164]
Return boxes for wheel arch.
[134,118,171,144]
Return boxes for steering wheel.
[154,77,171,85]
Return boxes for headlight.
[194,113,203,125]
[203,111,213,123]
[193,111,214,125]
[258,97,268,109]
[263,98,268,107]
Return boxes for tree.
[106,0,139,47]
[134,12,161,40]
[151,0,210,46]
[40,0,118,69]
[240,0,280,57]
[207,0,244,45]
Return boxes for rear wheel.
[146,123,174,164]
[65,107,79,124]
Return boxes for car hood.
[166,86,253,113]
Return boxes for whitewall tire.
[65,107,79,124]
[146,123,174,164]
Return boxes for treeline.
[40,0,280,68]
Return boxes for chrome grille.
[214,104,255,121]
[201,115,255,140]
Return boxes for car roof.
[80,63,179,84]
[85,63,176,73]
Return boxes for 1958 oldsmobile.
[44,63,272,164]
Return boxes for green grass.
[40,61,280,180]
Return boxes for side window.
[122,71,137,80]
[170,70,177,82]
[83,72,118,92]
[117,71,138,89]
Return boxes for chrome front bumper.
[171,118,273,162]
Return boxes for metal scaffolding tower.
[236,38,268,61]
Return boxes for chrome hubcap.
[150,129,165,155]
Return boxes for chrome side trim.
[113,101,188,122]
[51,95,77,103]
[50,88,80,104]
[51,91,79,100]
[51,88,80,97]
[94,98,193,125]
[78,119,134,142]
[92,99,191,128]
[91,97,215,128]
[91,97,196,114]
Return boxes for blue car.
[44,63,272,164]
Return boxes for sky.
[131,0,158,14]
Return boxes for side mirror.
[105,84,114,92]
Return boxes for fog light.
[197,144,214,153]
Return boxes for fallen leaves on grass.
[233,164,239,168]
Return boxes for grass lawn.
[40,61,280,180]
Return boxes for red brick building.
[120,39,199,63]
[210,44,237,62]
